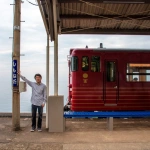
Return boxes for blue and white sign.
[12,60,17,87]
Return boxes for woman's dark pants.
[31,104,43,129]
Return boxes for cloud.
[59,34,150,49]
[0,1,13,51]
[1,1,150,111]
[0,50,12,54]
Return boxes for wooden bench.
[64,111,150,131]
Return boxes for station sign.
[12,60,17,87]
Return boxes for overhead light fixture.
[103,1,145,4]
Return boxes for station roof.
[37,0,150,41]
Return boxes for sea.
[0,49,69,113]
[0,72,68,113]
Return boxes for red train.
[65,45,150,111]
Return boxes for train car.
[65,45,150,111]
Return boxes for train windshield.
[82,56,89,71]
[91,56,100,72]
[71,56,78,71]
[127,63,150,82]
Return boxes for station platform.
[0,117,150,150]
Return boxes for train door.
[104,60,119,106]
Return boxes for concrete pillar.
[107,117,113,131]
[53,0,58,95]
[12,0,21,130]
[54,35,58,95]
[46,35,50,128]
[48,96,64,132]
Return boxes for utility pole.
[12,0,21,130]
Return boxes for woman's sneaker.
[37,128,42,132]
[30,128,35,132]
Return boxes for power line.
[26,0,38,6]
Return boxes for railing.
[64,111,150,118]
[64,111,150,131]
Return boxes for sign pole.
[12,0,21,130]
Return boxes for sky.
[0,1,150,112]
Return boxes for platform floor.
[0,117,150,150]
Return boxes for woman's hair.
[34,73,42,79]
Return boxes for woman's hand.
[41,103,45,107]
[17,71,21,75]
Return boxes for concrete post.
[107,117,113,131]
[48,96,64,132]
[12,0,21,130]
[46,35,50,128]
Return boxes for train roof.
[70,48,150,52]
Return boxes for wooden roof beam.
[61,28,150,35]
[60,14,150,20]
[58,0,150,4]
[37,0,49,34]
[45,0,55,41]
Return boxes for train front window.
[91,56,100,72]
[106,62,116,82]
[126,63,150,82]
[82,56,89,71]
[71,56,78,71]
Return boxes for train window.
[106,62,116,82]
[82,56,89,71]
[71,56,78,71]
[126,63,150,82]
[91,56,100,72]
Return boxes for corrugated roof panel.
[90,19,98,27]
[99,19,117,29]
[61,19,64,28]
[60,3,64,14]
[114,21,122,29]
[91,3,99,15]
[126,4,148,15]
[80,19,88,28]
[146,5,150,15]
[76,3,81,15]
[119,20,145,29]
[119,20,129,29]
[139,20,150,29]
[95,19,102,28]
[96,3,105,15]
[81,3,86,13]
[119,4,130,15]
[63,19,66,28]
[128,20,142,29]
[68,3,73,15]
[103,4,127,15]
[75,19,80,28]
[64,3,68,14]
[65,19,70,28]
[41,1,150,36]
[72,19,76,28]
[84,2,89,14]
